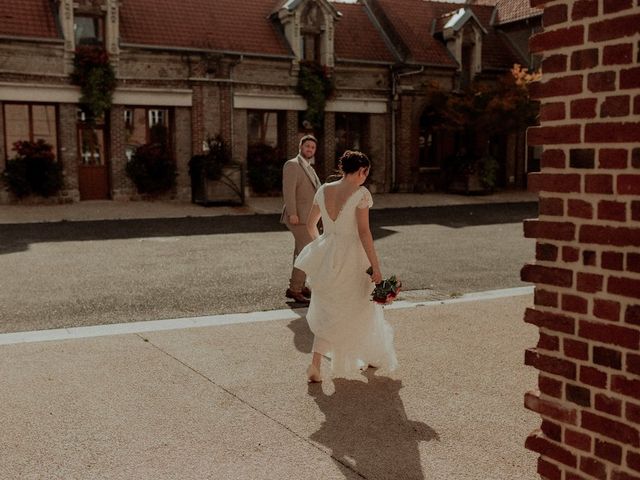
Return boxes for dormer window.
[74,14,104,46]
[301,3,323,63]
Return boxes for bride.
[294,150,398,382]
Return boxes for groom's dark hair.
[299,134,318,148]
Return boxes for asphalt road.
[0,202,537,333]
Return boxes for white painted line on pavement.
[0,286,533,346]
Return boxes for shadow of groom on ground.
[308,370,439,480]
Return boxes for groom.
[281,134,321,304]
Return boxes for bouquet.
[366,267,402,305]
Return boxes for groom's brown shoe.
[286,288,310,304]
[302,287,312,298]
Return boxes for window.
[247,110,283,148]
[3,103,58,162]
[300,3,323,63]
[74,14,104,45]
[335,113,368,165]
[124,107,172,161]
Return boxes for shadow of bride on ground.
[287,316,314,354]
[308,369,438,480]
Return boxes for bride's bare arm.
[356,206,382,284]
[306,204,322,239]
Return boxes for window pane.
[79,127,104,166]
[4,104,29,158]
[247,111,278,147]
[74,16,100,45]
[32,105,57,155]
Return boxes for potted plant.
[246,142,285,196]
[2,140,63,199]
[189,135,244,205]
[125,138,177,196]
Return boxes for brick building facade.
[0,0,540,203]
[522,1,640,479]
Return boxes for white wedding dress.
[294,184,398,377]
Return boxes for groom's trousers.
[288,223,313,291]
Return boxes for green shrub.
[188,135,233,182]
[247,143,284,194]
[2,140,63,198]
[125,142,176,195]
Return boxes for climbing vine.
[296,60,334,131]
[71,45,116,124]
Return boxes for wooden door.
[78,124,110,200]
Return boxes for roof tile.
[334,3,395,63]
[0,0,59,39]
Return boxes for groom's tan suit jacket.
[281,155,321,225]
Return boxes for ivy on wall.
[296,60,334,131]
[71,45,116,124]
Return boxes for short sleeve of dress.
[357,187,373,209]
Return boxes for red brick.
[580,456,607,480]
[537,457,561,480]
[628,252,640,273]
[540,102,566,121]
[525,220,575,241]
[572,0,599,20]
[564,338,589,360]
[602,251,624,270]
[562,294,588,314]
[611,470,640,480]
[580,365,608,388]
[566,471,589,480]
[621,67,640,89]
[543,3,567,26]
[541,149,566,168]
[565,429,592,451]
[583,250,597,266]
[628,402,640,424]
[619,175,640,194]
[599,201,627,222]
[570,148,595,169]
[589,14,640,42]
[609,275,640,299]
[529,173,581,193]
[541,419,562,442]
[530,75,583,99]
[633,148,640,168]
[603,43,634,65]
[593,346,622,369]
[586,123,640,143]
[627,353,640,375]
[595,438,623,464]
[593,298,621,321]
[601,95,631,118]
[599,149,628,169]
[626,305,640,326]
[577,272,603,293]
[588,71,617,92]
[635,95,640,115]
[566,383,591,406]
[542,54,567,74]
[539,197,564,216]
[585,175,613,194]
[579,319,640,349]
[627,450,640,473]
[525,391,578,423]
[539,375,563,398]
[524,307,575,333]
[571,98,597,119]
[580,225,640,246]
[525,348,577,380]
[595,393,622,416]
[633,201,640,221]
[582,410,640,446]
[537,242,559,261]
[571,48,599,70]
[522,264,573,288]
[535,288,558,307]
[526,431,578,467]
[604,0,634,13]
[537,331,560,351]
[563,246,580,262]
[612,375,640,401]
[568,199,593,219]
[531,26,585,54]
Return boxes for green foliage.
[478,155,499,190]
[296,61,334,131]
[71,45,116,124]
[247,143,285,195]
[2,140,63,198]
[125,142,177,195]
[189,135,234,182]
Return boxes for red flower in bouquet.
[366,267,402,305]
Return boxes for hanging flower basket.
[71,45,116,124]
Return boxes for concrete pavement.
[0,290,539,480]
[0,190,537,224]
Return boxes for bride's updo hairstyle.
[338,150,370,176]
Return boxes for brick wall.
[522,2,640,480]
